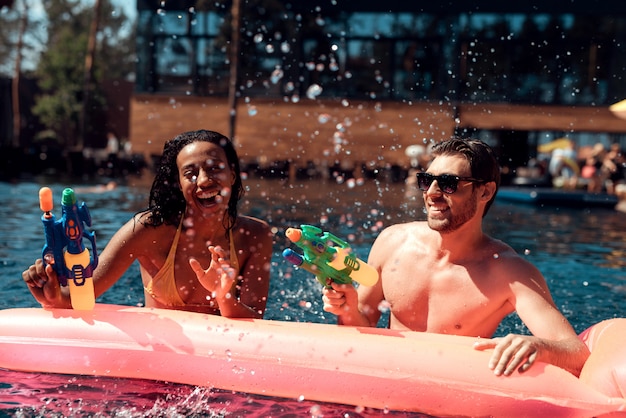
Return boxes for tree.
[12,0,28,148]
[32,0,134,149]
[0,0,43,148]
[79,0,102,148]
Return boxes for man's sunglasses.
[416,172,485,194]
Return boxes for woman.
[23,130,273,318]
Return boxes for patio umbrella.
[537,138,574,154]
[609,99,626,120]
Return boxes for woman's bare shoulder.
[111,212,175,247]
[235,215,273,238]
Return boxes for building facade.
[130,0,626,175]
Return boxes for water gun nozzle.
[39,187,54,214]
[285,228,302,243]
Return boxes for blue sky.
[111,0,136,19]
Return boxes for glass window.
[135,7,626,105]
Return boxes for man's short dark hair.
[431,137,501,216]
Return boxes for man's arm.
[474,258,590,376]
[322,225,398,326]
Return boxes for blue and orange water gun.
[283,224,378,288]
[39,187,98,310]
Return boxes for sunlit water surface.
[1,177,625,417]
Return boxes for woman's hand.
[189,245,237,300]
[22,259,67,308]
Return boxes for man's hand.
[322,281,358,314]
[473,334,541,376]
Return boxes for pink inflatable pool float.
[0,304,624,417]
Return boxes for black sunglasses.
[416,172,485,194]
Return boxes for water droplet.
[306,84,323,100]
[232,365,246,374]
[247,106,258,116]
[378,300,391,313]
[270,68,284,84]
[310,405,323,417]
[318,113,331,124]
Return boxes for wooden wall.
[129,96,456,170]
[129,95,626,171]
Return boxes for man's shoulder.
[375,221,428,245]
[381,221,426,235]
[485,238,544,280]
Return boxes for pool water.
[0,177,625,417]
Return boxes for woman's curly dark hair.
[143,130,244,232]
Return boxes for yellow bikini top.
[144,222,239,308]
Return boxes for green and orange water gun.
[283,224,378,287]
[39,187,98,310]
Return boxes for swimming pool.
[1,177,625,416]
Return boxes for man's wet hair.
[431,137,501,216]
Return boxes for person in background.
[322,137,590,377]
[581,156,602,193]
[23,130,273,318]
[548,140,579,190]
[604,143,625,195]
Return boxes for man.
[323,138,589,377]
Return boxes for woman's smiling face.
[176,141,234,216]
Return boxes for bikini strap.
[229,229,240,272]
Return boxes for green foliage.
[0,0,44,77]
[31,0,134,148]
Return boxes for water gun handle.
[78,204,99,270]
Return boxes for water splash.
[306,84,323,100]
[271,68,284,84]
